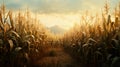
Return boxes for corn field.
[0,1,120,67]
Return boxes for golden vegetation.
[0,1,120,67]
[62,2,120,67]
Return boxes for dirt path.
[32,46,78,67]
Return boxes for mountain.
[48,25,66,34]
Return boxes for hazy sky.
[1,0,119,13]
[0,0,120,30]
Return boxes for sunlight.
[0,0,120,67]
[38,13,81,30]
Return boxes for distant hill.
[48,25,66,34]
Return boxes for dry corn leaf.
[8,39,14,51]
[88,38,97,43]
[82,44,89,47]
[15,47,22,52]
[25,35,35,40]
[111,39,119,47]
[9,30,20,38]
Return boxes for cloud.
[0,0,119,13]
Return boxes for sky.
[0,0,120,30]
[1,0,119,13]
